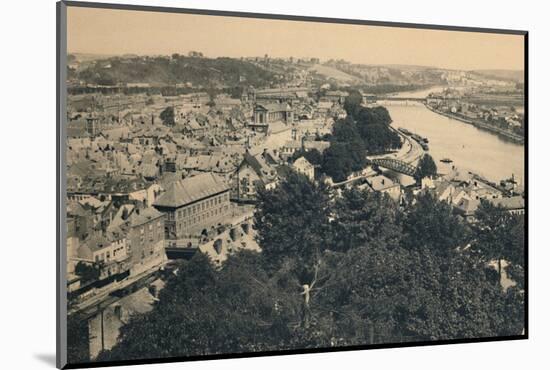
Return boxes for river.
[384,87,525,185]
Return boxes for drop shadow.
[34,353,57,367]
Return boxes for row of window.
[175,193,229,220]
[140,220,162,234]
[177,205,229,232]
[139,220,163,243]
[94,243,127,263]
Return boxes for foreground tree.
[67,316,90,364]
[414,154,437,182]
[254,171,331,282]
[314,244,524,344]
[98,252,301,361]
[474,200,525,279]
[402,192,471,255]
[331,188,403,251]
[93,178,524,362]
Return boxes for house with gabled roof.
[234,151,279,202]
[153,172,231,243]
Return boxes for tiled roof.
[293,157,313,171]
[130,207,164,227]
[368,175,398,192]
[82,234,111,253]
[283,140,302,149]
[456,198,481,215]
[256,103,291,112]
[153,172,229,208]
[489,196,525,210]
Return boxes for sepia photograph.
[59,2,526,368]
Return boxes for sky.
[67,6,524,71]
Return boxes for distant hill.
[472,69,524,83]
[317,61,446,87]
[309,64,363,84]
[70,55,279,88]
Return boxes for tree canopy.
[402,192,471,255]
[91,173,524,363]
[159,106,175,126]
[316,91,402,182]
[254,171,331,281]
[414,154,438,182]
[473,200,525,279]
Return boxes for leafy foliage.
[321,141,367,182]
[402,192,471,255]
[331,188,403,251]
[67,315,90,364]
[318,92,401,181]
[473,200,525,278]
[159,107,175,126]
[254,171,331,280]
[75,262,101,285]
[91,174,524,363]
[414,154,438,182]
[342,90,363,117]
[73,55,278,88]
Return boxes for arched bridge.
[370,158,417,177]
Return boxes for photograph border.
[56,1,529,369]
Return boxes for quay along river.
[381,88,525,186]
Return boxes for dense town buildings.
[66,56,525,362]
[66,69,525,303]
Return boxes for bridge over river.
[370,158,417,177]
[331,126,425,188]
[374,96,426,102]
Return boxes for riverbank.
[424,104,524,144]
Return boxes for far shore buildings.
[153,172,231,246]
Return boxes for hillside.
[472,69,524,83]
[309,64,364,84]
[318,61,446,87]
[69,54,280,88]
